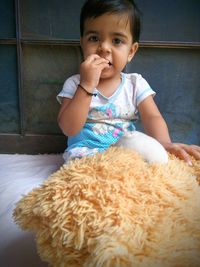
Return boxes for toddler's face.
[81,13,138,79]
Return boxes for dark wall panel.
[23,45,81,134]
[21,0,85,40]
[138,0,200,42]
[127,48,200,144]
[20,0,200,42]
[0,45,19,133]
[0,0,15,38]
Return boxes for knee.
[115,131,168,164]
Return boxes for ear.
[128,42,139,62]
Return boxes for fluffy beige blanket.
[13,147,200,267]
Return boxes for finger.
[182,145,200,160]
[190,145,200,153]
[177,149,193,165]
[86,54,101,62]
[86,54,109,65]
[167,144,193,165]
[92,57,109,65]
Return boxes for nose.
[98,40,111,54]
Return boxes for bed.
[6,148,200,267]
[0,153,64,267]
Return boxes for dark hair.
[80,0,141,43]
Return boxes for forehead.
[83,13,131,35]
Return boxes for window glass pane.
[127,48,200,145]
[23,44,82,134]
[138,0,200,42]
[0,45,19,133]
[0,0,15,38]
[21,0,85,40]
[21,0,200,42]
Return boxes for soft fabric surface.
[0,154,64,267]
[13,147,200,267]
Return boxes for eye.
[88,35,99,42]
[113,38,123,45]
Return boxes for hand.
[80,54,109,92]
[163,142,200,165]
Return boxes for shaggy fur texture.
[13,147,200,267]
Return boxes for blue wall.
[0,0,199,153]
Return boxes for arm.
[57,90,92,136]
[138,95,171,144]
[57,54,109,136]
[138,96,200,163]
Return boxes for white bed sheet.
[0,153,64,267]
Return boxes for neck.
[97,74,121,97]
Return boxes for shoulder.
[57,74,80,102]
[63,74,80,87]
[123,72,153,91]
[123,72,147,86]
[122,72,156,105]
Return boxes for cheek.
[83,46,96,59]
[114,51,128,63]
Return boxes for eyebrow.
[112,32,128,40]
[84,30,128,39]
[84,30,99,36]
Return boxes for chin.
[100,68,116,79]
[100,74,111,79]
[100,72,112,79]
